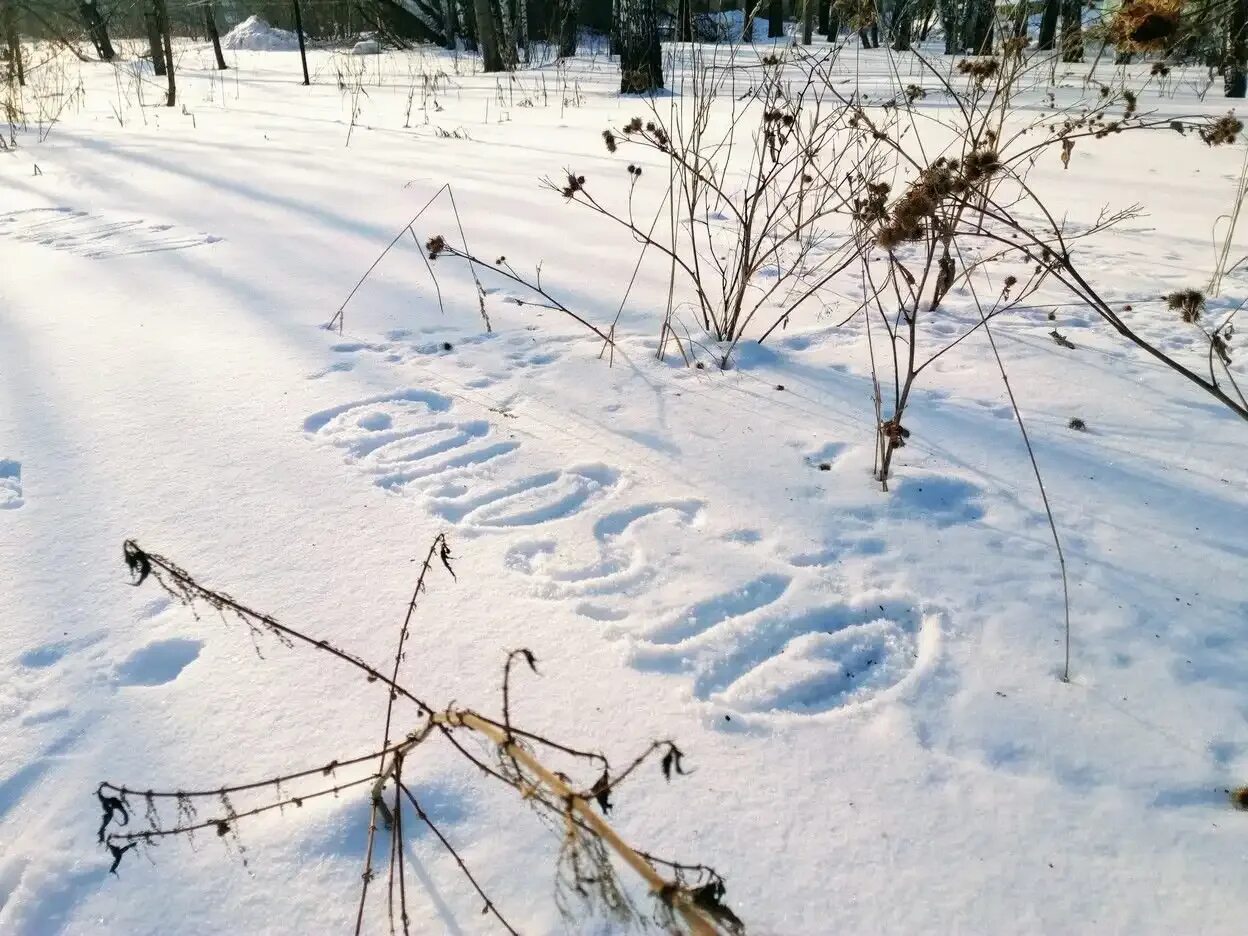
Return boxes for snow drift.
[221,15,299,52]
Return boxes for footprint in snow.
[304,390,622,533]
[304,376,939,721]
[114,638,203,687]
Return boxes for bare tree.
[803,0,814,43]
[1060,0,1082,62]
[1037,0,1058,51]
[144,3,165,77]
[79,1,115,62]
[962,0,992,53]
[892,0,913,50]
[474,0,504,70]
[677,0,693,42]
[292,0,310,85]
[153,0,175,105]
[2,0,22,88]
[618,0,661,93]
[442,0,457,50]
[1228,0,1247,97]
[205,1,227,70]
[768,0,783,38]
[558,0,577,58]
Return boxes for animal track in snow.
[114,638,203,687]
[304,389,518,491]
[306,390,621,533]
[429,464,619,530]
[631,591,936,716]
[640,574,792,645]
[0,208,220,259]
[0,460,22,509]
[504,499,704,600]
[305,366,939,720]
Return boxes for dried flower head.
[602,129,617,153]
[426,235,447,259]
[1200,113,1243,147]
[956,58,1000,84]
[1068,417,1087,431]
[1165,288,1205,323]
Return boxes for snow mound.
[350,38,381,55]
[221,15,299,51]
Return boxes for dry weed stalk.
[98,538,741,935]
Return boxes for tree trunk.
[474,0,504,69]
[496,0,518,67]
[1037,0,1058,51]
[292,0,311,84]
[677,0,693,41]
[2,0,22,87]
[962,0,992,54]
[819,0,830,36]
[743,1,755,41]
[802,0,814,43]
[1011,0,1027,38]
[205,2,227,69]
[768,0,783,38]
[940,0,959,53]
[558,0,577,57]
[611,0,620,53]
[1060,0,1082,62]
[145,7,166,76]
[443,0,458,49]
[80,1,116,62]
[870,21,880,46]
[517,0,529,62]
[893,0,912,50]
[153,0,175,105]
[618,0,661,93]
[459,0,478,51]
[1228,0,1247,96]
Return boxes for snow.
[350,39,382,56]
[220,15,300,52]
[1,34,1246,936]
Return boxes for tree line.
[4,0,1248,98]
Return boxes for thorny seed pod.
[602,129,617,153]
[426,235,447,259]
[1200,113,1243,147]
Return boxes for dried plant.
[100,537,742,935]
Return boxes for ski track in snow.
[0,208,221,259]
[305,336,942,719]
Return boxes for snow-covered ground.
[1,34,1246,935]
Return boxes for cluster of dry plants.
[99,536,744,934]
